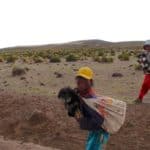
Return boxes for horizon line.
[0,38,145,50]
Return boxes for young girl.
[74,67,109,150]
[135,40,150,103]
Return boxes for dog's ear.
[58,88,63,98]
[58,87,67,98]
[58,87,72,99]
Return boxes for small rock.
[54,72,63,78]
[25,67,30,71]
[20,77,26,80]
[128,64,133,67]
[3,81,7,84]
[40,82,45,86]
[25,81,29,84]
[112,73,123,77]
[73,68,78,72]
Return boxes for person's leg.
[147,75,150,92]
[86,131,109,150]
[86,131,102,150]
[138,76,149,101]
[100,131,109,150]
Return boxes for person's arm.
[137,52,144,64]
[75,102,104,131]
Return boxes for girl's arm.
[75,102,104,131]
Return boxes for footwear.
[134,98,142,104]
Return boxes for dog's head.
[58,87,81,117]
[58,87,74,103]
[58,87,81,103]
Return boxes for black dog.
[58,87,81,117]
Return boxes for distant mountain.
[113,41,144,48]
[0,39,144,52]
[67,39,112,46]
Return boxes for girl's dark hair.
[90,79,94,87]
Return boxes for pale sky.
[0,0,150,48]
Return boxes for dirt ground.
[0,57,150,150]
[0,90,149,150]
[0,57,147,102]
[0,136,59,150]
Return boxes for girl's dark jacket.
[75,88,105,131]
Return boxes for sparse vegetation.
[6,55,18,63]
[0,48,139,65]
[36,51,49,59]
[100,56,114,63]
[98,51,105,56]
[12,66,28,76]
[0,57,4,62]
[22,57,30,63]
[134,64,142,71]
[110,50,116,56]
[33,56,44,63]
[118,52,130,61]
[50,55,61,63]
[66,54,79,62]
[93,55,114,63]
[93,56,100,62]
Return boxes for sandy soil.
[0,90,149,150]
[0,57,148,102]
[0,136,59,150]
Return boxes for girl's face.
[76,77,91,91]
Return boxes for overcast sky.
[0,0,150,48]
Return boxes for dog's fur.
[58,87,81,117]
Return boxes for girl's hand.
[74,110,82,121]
